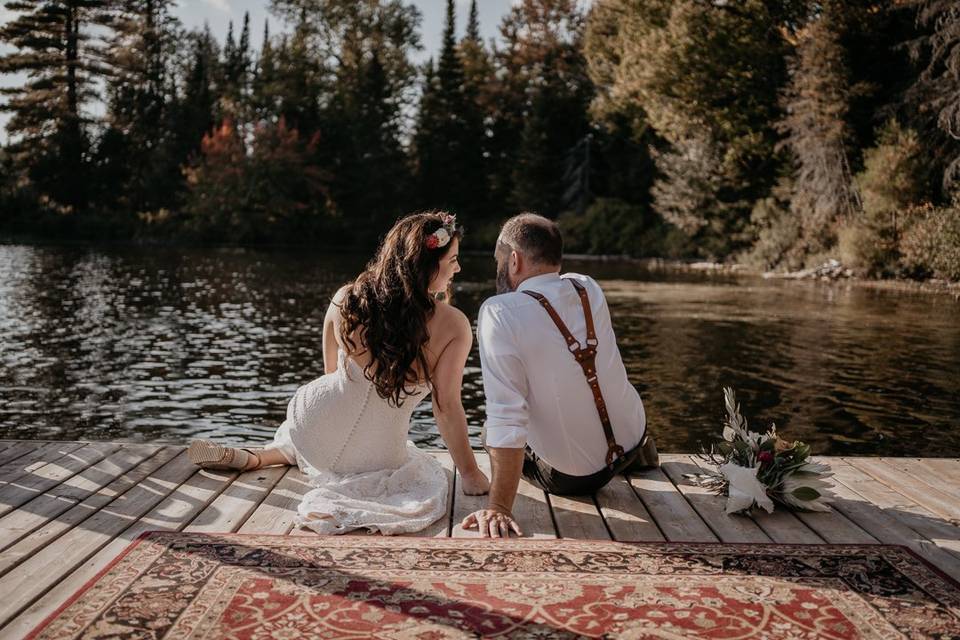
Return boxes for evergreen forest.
[1,0,958,280]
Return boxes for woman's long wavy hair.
[337,212,462,407]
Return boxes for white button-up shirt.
[477,271,646,476]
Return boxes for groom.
[462,213,657,538]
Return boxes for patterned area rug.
[28,533,960,639]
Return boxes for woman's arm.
[431,308,489,495]
[322,285,350,375]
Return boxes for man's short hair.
[498,213,563,266]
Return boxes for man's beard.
[495,259,514,294]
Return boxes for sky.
[180,0,516,59]
[0,0,519,143]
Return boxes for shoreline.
[3,238,958,298]
[559,254,960,299]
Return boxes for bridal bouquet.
[687,388,834,515]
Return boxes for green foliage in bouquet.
[687,388,834,515]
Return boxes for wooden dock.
[0,439,958,638]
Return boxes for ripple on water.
[0,245,957,456]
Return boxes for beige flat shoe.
[188,440,260,471]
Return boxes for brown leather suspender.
[522,280,626,469]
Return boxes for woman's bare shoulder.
[430,302,471,338]
[332,283,352,303]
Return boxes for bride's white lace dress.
[264,349,448,535]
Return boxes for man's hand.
[461,508,523,538]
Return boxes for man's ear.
[510,250,521,275]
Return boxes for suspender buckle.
[606,444,626,469]
[574,346,596,362]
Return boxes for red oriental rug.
[27,532,960,639]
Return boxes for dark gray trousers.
[520,434,659,496]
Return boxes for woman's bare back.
[325,284,467,385]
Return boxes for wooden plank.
[627,466,718,542]
[792,509,878,544]
[184,465,287,533]
[0,449,199,630]
[845,457,960,522]
[4,462,238,640]
[920,458,960,491]
[510,478,557,539]
[0,447,180,578]
[749,509,824,544]
[659,457,771,543]
[877,458,960,503]
[0,444,161,554]
[0,442,122,519]
[237,466,311,534]
[549,494,610,540]
[595,476,664,542]
[0,441,44,467]
[0,442,86,487]
[411,452,455,538]
[822,461,960,582]
[829,459,960,561]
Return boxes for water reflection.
[0,244,957,456]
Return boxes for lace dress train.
[264,351,447,535]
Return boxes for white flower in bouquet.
[719,462,774,514]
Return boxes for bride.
[187,212,490,534]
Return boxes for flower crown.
[425,214,458,250]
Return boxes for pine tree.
[778,7,862,260]
[436,0,464,104]
[465,0,479,42]
[459,0,491,94]
[269,0,422,101]
[270,0,422,239]
[220,12,252,118]
[222,19,236,76]
[251,20,279,122]
[906,0,960,193]
[493,0,593,217]
[413,58,442,204]
[329,48,412,237]
[457,0,492,220]
[273,19,322,137]
[413,0,485,216]
[100,0,182,214]
[105,0,179,133]
[175,28,218,159]
[0,0,112,214]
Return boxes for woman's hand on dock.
[459,468,490,496]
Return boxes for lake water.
[1,243,958,456]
